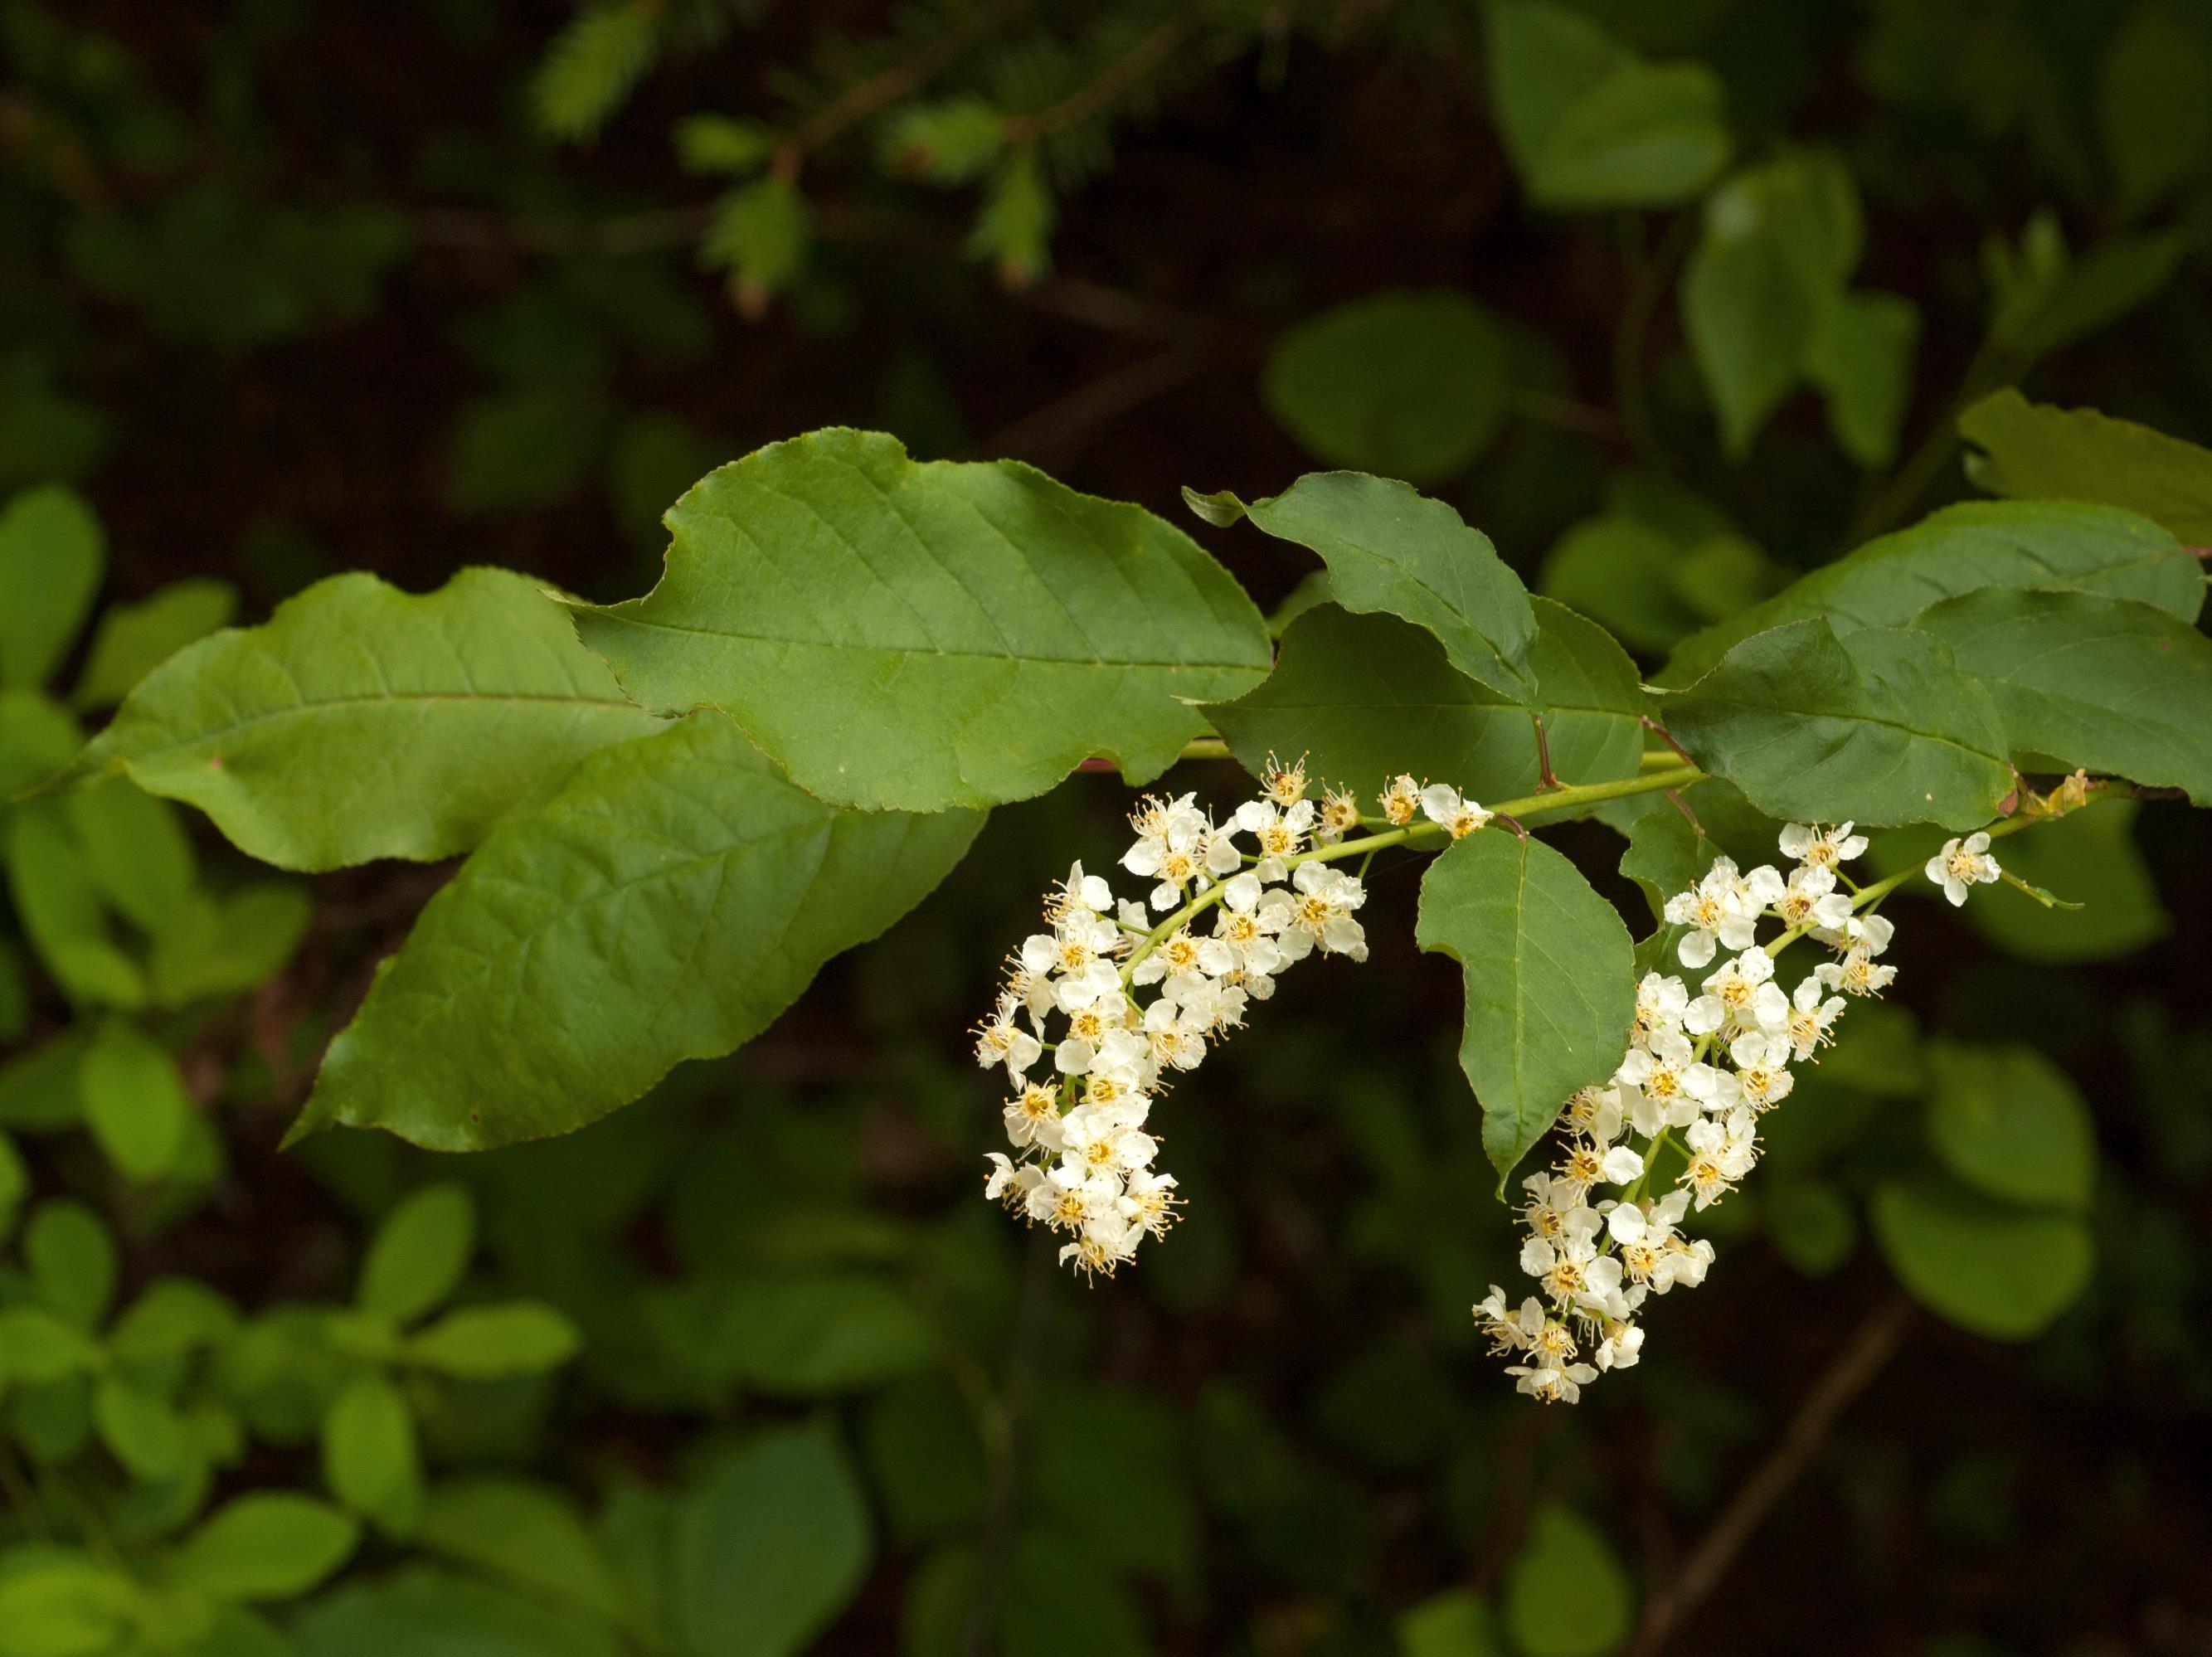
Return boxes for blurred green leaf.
[1806,289,1919,468]
[1986,221,2185,370]
[1962,390,2212,542]
[0,690,83,800]
[0,485,104,691]
[702,177,812,306]
[1664,620,2013,829]
[674,1271,934,1395]
[1924,1042,2096,1212]
[1417,830,1635,1183]
[174,1494,361,1601]
[1765,1178,1857,1276]
[1504,1506,1633,1657]
[77,1019,191,1184]
[92,1374,187,1482]
[671,1426,873,1657]
[417,1480,630,1625]
[533,4,659,142]
[1265,293,1513,483]
[0,1306,101,1382]
[1872,1176,2092,1339]
[447,390,608,514]
[968,147,1054,287]
[291,1567,625,1657]
[674,114,777,175]
[882,100,1004,184]
[147,883,313,1007]
[406,1304,581,1378]
[64,778,195,939]
[1541,474,1772,654]
[71,579,238,711]
[0,1553,141,1657]
[864,1375,989,1542]
[358,1184,475,1324]
[0,354,109,494]
[106,1279,238,1363]
[322,1373,424,1535]
[1398,1589,1504,1657]
[26,1198,117,1329]
[1485,0,1730,209]
[2098,2,2212,216]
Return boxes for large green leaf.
[1657,500,2201,687]
[0,485,104,691]
[1961,390,2212,542]
[671,1426,872,1657]
[174,1494,362,1601]
[1660,620,2013,830]
[1923,1042,2096,1212]
[1908,586,2212,804]
[569,428,1269,813]
[1187,471,1539,703]
[1263,293,1512,483]
[1484,0,1729,210]
[1416,830,1635,1184]
[1205,601,1639,805]
[294,714,982,1150]
[1871,1177,2092,1341]
[82,567,663,872]
[1503,1506,1633,1657]
[71,578,238,711]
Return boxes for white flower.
[1028,1163,1118,1232]
[1417,783,1492,838]
[1819,946,1897,999]
[1680,1109,1758,1208]
[1261,753,1310,808]
[1663,858,1762,967]
[1686,950,1787,1037]
[1783,975,1846,1061]
[1614,1028,1720,1117]
[1507,1358,1598,1404]
[1055,1024,1148,1081]
[1519,1219,1612,1306]
[1048,861,1117,926]
[1728,1030,1795,1111]
[1925,831,2001,906]
[1276,861,1368,960]
[1779,821,1868,872]
[973,993,1043,1079]
[1118,1168,1181,1237]
[984,1152,1042,1205]
[1122,791,1234,909]
[1378,774,1422,826]
[1518,1172,1587,1242]
[1772,863,1853,931]
[1631,972,1689,1048]
[1003,1082,1066,1151]
[1474,1286,1545,1355]
[1234,797,1318,881]
[1564,1084,1626,1145]
[1061,1101,1159,1179]
[1130,925,1230,988]
[1595,1320,1643,1371]
[1316,786,1362,844]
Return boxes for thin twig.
[987,346,1208,465]
[965,1230,1056,1655]
[1627,1295,1914,1655]
[1003,19,1190,142]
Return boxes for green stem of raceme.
[1760,811,2039,964]
[1121,764,1704,983]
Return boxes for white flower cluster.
[974,758,1392,1280]
[1476,817,2001,1403]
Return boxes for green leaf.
[295,714,981,1149]
[106,1279,239,1363]
[406,1303,581,1377]
[1918,799,2166,964]
[77,1019,192,1184]
[1764,1179,1857,1277]
[0,1132,24,1244]
[1189,470,1539,703]
[702,177,812,302]
[1659,499,2202,688]
[1961,390,2212,544]
[71,579,238,711]
[532,3,659,141]
[1806,290,1919,468]
[0,690,83,800]
[0,486,104,691]
[65,778,197,936]
[175,1495,361,1601]
[1681,148,1863,458]
[1503,1506,1633,1657]
[147,884,313,1008]
[2098,2,2212,217]
[447,391,608,514]
[1907,586,2212,804]
[27,1198,117,1329]
[0,1554,140,1657]
[289,1567,626,1657]
[1416,830,1636,1184]
[1206,601,1641,806]
[0,1306,101,1382]
[1662,620,2014,830]
[571,429,1268,812]
[6,801,146,1009]
[93,1375,187,1482]
[417,1480,630,1625]
[322,1373,423,1535]
[1924,1042,2096,1212]
[676,1271,935,1395]
[82,567,664,872]
[671,1426,873,1657]
[1264,293,1514,483]
[1398,1589,1505,1657]
[865,1376,989,1543]
[1870,1177,2093,1340]
[1989,226,2185,369]
[675,114,777,176]
[880,100,1004,184]
[357,1184,474,1324]
[1539,475,1772,655]
[1485,1,1730,210]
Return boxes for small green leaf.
[0,485,104,690]
[1416,830,1636,1184]
[6,802,146,1010]
[288,1568,626,1657]
[1765,1179,1857,1277]
[1924,1042,2096,1212]
[1962,391,2212,542]
[322,1373,424,1535]
[1661,620,2015,830]
[1908,586,2212,804]
[0,688,83,799]
[1871,1177,2093,1340]
[1989,226,2185,368]
[77,1019,192,1184]
[357,1184,474,1324]
[71,578,238,710]
[1659,498,2202,688]
[1806,289,1919,468]
[0,1553,140,1657]
[532,3,659,142]
[406,1303,581,1377]
[83,566,665,872]
[572,429,1268,812]
[675,1271,935,1395]
[1207,600,1641,806]
[1194,470,1539,703]
[106,1279,239,1363]
[702,177,812,302]
[27,1198,117,1330]
[147,883,313,1008]
[1540,475,1772,655]
[1503,1506,1634,1657]
[880,100,1004,184]
[295,714,982,1149]
[93,1374,187,1482]
[1485,1,1730,210]
[174,1494,362,1601]
[1264,293,1513,483]
[671,1426,873,1657]
[674,114,776,175]
[0,1305,102,1382]
[1398,1589,1504,1657]
[2098,2,2212,216]
[65,778,197,937]
[417,1480,630,1624]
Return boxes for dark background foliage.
[4,2,2211,1654]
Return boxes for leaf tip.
[1181,485,1248,527]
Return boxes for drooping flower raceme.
[975,757,1405,1280]
[1475,819,2001,1405]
